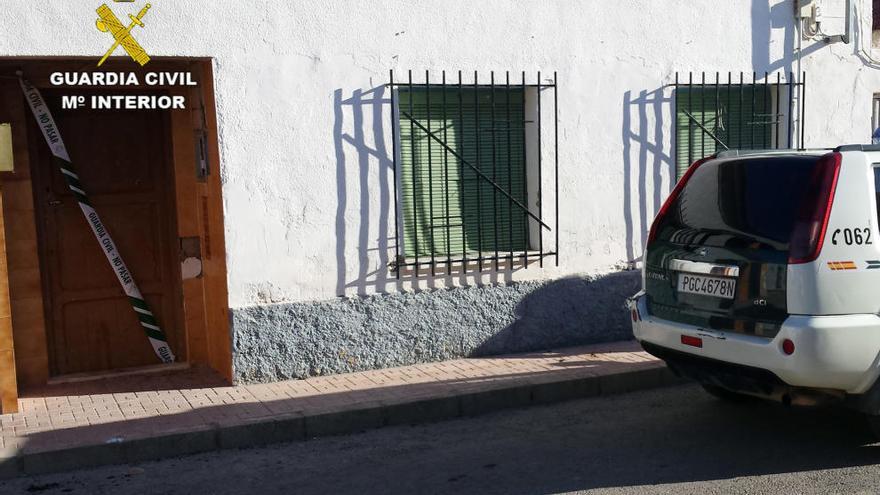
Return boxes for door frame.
[0,58,232,411]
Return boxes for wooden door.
[30,90,182,375]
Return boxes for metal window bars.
[673,71,806,176]
[388,70,559,277]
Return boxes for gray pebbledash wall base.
[231,271,640,383]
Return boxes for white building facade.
[0,0,877,386]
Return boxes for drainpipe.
[827,0,853,44]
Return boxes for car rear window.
[659,156,821,249]
[874,167,880,226]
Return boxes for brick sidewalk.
[0,340,675,478]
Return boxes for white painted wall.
[0,0,878,308]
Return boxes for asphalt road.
[5,383,880,494]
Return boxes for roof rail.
[716,148,832,158]
[833,144,880,152]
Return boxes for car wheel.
[701,384,754,402]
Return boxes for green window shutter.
[398,88,528,258]
[675,86,773,178]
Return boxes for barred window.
[389,71,558,275]
[674,72,806,178]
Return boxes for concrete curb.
[0,365,683,479]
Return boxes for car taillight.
[646,155,715,245]
[788,152,842,264]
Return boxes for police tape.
[19,78,175,364]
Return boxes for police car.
[628,145,880,432]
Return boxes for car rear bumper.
[628,291,880,395]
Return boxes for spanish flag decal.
[827,261,857,270]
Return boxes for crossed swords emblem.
[95,3,152,67]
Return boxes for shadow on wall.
[751,0,796,76]
[472,272,641,357]
[332,85,521,297]
[621,88,673,266]
[751,0,827,75]
[333,86,397,298]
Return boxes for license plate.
[677,273,736,299]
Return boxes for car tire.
[701,384,754,402]
[865,415,880,439]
